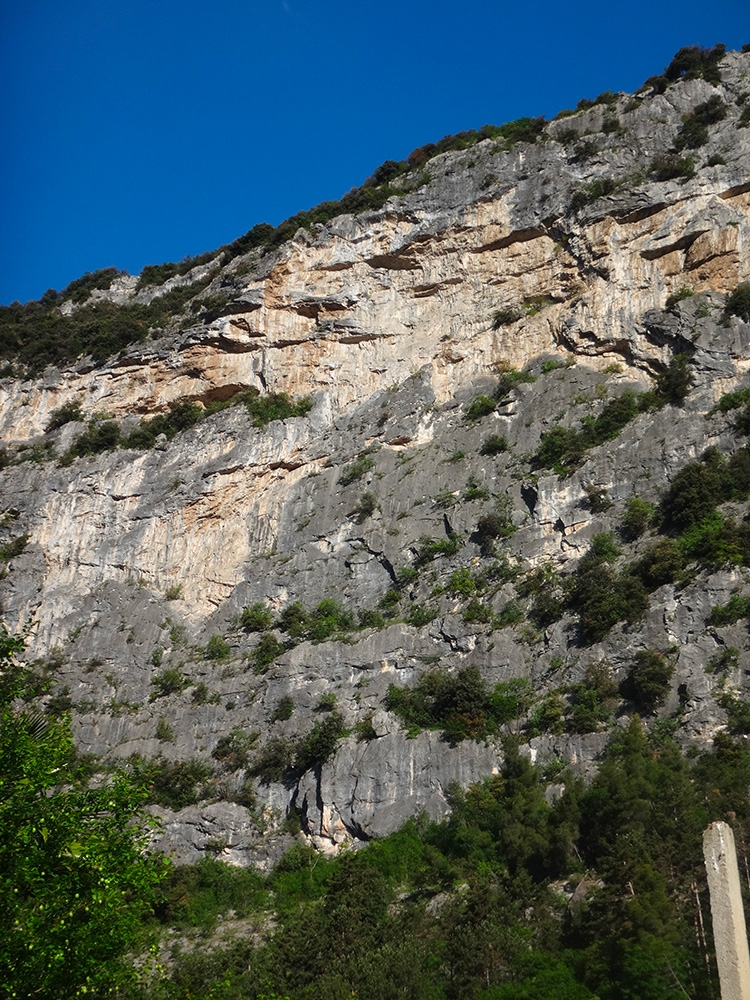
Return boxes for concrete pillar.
[703,821,750,1000]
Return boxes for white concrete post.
[703,821,750,1000]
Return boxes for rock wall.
[1,52,750,864]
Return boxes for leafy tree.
[0,626,168,999]
[725,282,750,324]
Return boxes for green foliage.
[462,599,493,624]
[276,600,309,639]
[358,607,386,628]
[449,567,478,597]
[583,483,612,512]
[570,177,617,211]
[138,715,750,1000]
[525,694,566,736]
[122,400,203,449]
[129,755,213,810]
[718,691,750,735]
[663,43,726,85]
[294,711,347,770]
[570,534,650,643]
[406,602,439,627]
[678,511,750,567]
[0,279,214,372]
[414,531,462,567]
[205,634,231,661]
[517,563,569,627]
[338,452,375,486]
[150,668,190,700]
[621,497,655,540]
[136,251,218,289]
[386,666,532,743]
[240,601,273,632]
[708,593,750,626]
[464,394,497,421]
[649,153,696,181]
[45,400,84,431]
[244,391,313,427]
[653,353,694,405]
[724,282,750,323]
[158,857,267,932]
[272,598,356,645]
[61,392,313,463]
[475,496,515,556]
[61,266,125,303]
[463,474,489,501]
[352,489,377,522]
[566,661,619,733]
[251,634,286,673]
[495,599,526,627]
[710,384,750,413]
[705,645,740,675]
[270,695,295,722]
[211,728,259,770]
[631,537,685,589]
[494,366,536,400]
[250,738,296,784]
[62,417,122,461]
[665,286,693,310]
[535,387,660,475]
[0,628,168,999]
[0,533,29,562]
[673,95,727,150]
[155,716,175,742]
[620,650,675,713]
[661,445,750,534]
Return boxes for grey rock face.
[2,53,750,862]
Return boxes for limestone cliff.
[1,49,750,865]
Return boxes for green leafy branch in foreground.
[0,626,168,1000]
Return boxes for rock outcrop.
[1,51,750,865]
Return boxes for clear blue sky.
[1,0,748,304]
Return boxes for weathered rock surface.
[2,52,750,863]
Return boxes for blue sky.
[1,0,748,304]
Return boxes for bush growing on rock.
[386,667,533,743]
[211,728,259,770]
[270,695,295,722]
[621,497,655,539]
[45,401,84,431]
[464,394,496,421]
[240,602,273,632]
[620,650,675,713]
[129,755,213,810]
[205,635,231,661]
[338,452,375,486]
[673,95,727,150]
[649,153,696,181]
[724,282,750,323]
[663,43,726,85]
[250,634,286,673]
[294,711,347,770]
[150,669,190,700]
[249,738,296,784]
[480,434,509,455]
[708,593,750,626]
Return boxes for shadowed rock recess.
[2,49,750,866]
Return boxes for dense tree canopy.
[0,626,168,999]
